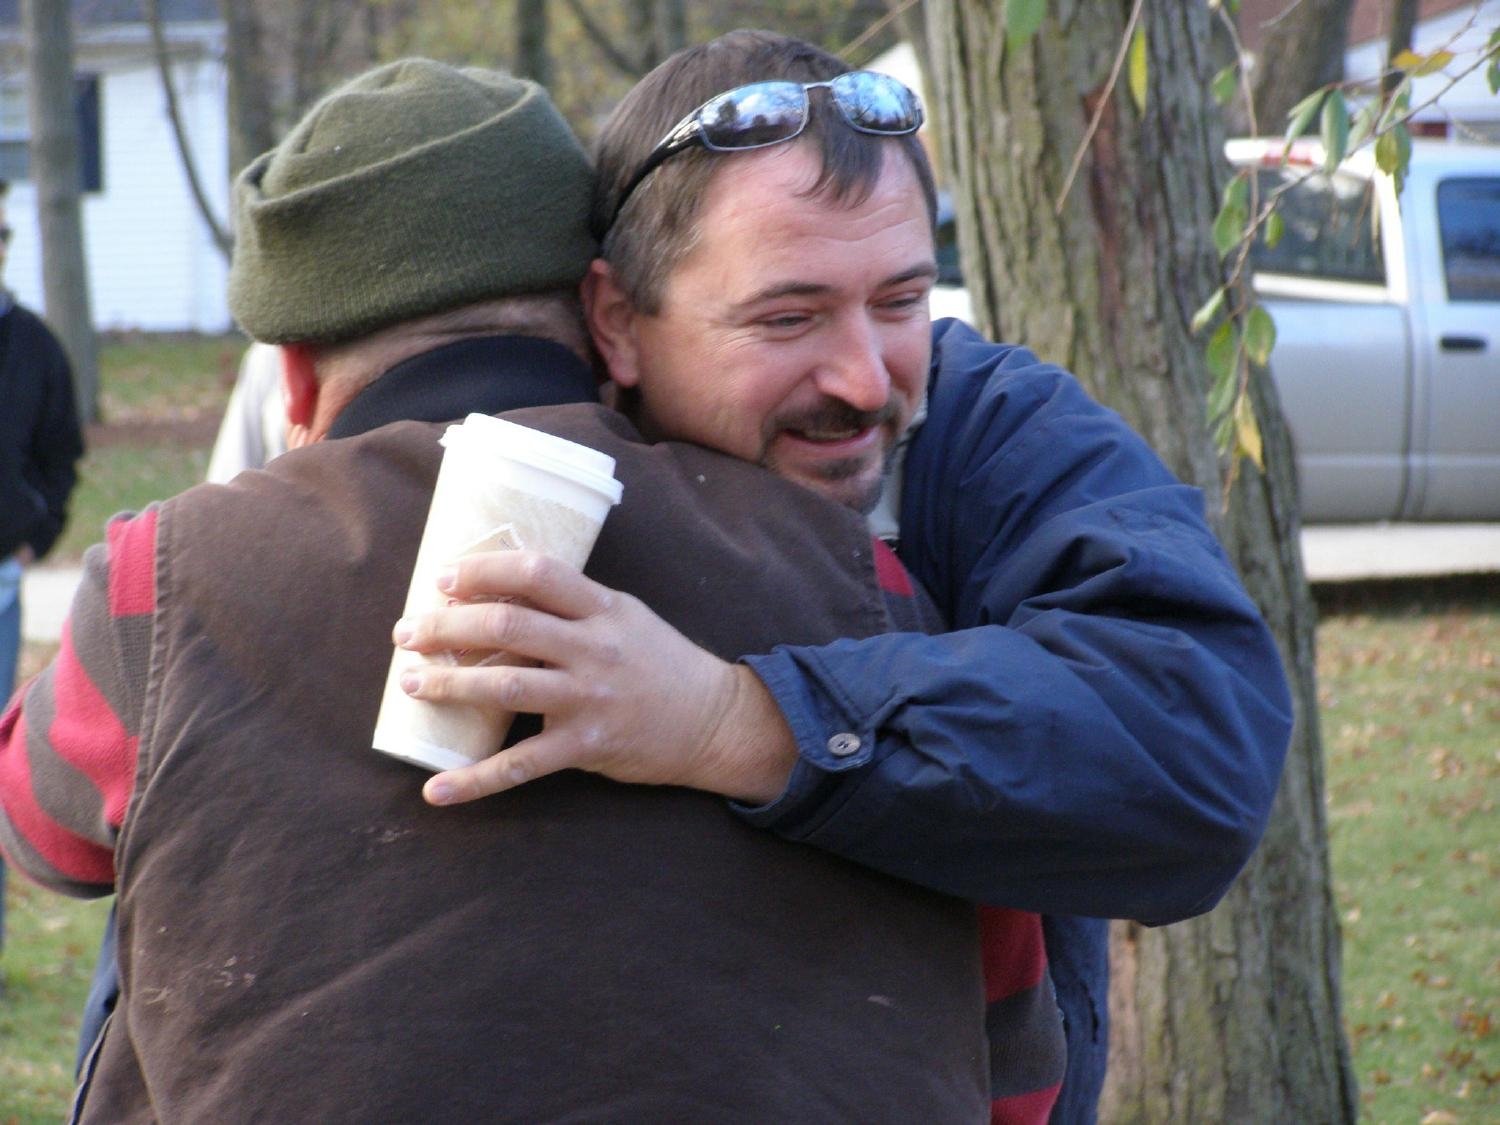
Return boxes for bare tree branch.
[145,0,232,258]
[559,0,643,77]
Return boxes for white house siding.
[5,33,231,334]
[1345,0,1500,143]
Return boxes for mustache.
[770,397,899,436]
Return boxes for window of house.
[0,74,103,192]
[1249,167,1386,286]
[1437,177,1500,302]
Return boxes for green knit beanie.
[229,58,597,344]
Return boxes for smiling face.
[587,141,935,513]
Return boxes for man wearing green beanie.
[3,56,981,1120]
[227,55,601,436]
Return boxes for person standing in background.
[205,340,287,483]
[0,176,85,978]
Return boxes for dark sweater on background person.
[0,295,83,562]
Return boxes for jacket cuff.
[728,650,876,834]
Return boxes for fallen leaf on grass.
[1455,1009,1493,1039]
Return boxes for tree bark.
[21,0,98,423]
[926,1,1357,1120]
[220,0,277,178]
[517,0,553,88]
[630,0,661,71]
[654,0,688,60]
[1382,0,1421,98]
[1248,0,1354,133]
[145,0,232,258]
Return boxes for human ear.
[279,343,321,448]
[581,259,643,390]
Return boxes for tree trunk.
[630,0,661,71]
[1248,0,1354,133]
[1382,0,1421,98]
[926,1,1357,1121]
[220,0,277,178]
[21,0,98,423]
[654,0,688,59]
[517,0,553,88]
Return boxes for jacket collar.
[326,335,599,440]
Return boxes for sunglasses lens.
[698,82,809,149]
[831,72,923,133]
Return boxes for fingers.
[423,733,580,806]
[440,550,613,620]
[400,662,578,715]
[395,598,580,662]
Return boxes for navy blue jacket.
[742,320,1294,1121]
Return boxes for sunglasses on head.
[609,70,924,231]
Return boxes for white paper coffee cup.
[373,414,623,772]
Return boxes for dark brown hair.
[593,29,937,314]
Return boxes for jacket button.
[826,732,861,757]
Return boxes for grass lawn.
[2,334,1497,1121]
[0,872,110,1125]
[1317,578,1499,1125]
[53,331,245,561]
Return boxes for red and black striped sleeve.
[0,508,159,896]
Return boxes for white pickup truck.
[1229,138,1500,523]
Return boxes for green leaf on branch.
[1284,89,1326,150]
[1391,48,1455,77]
[1488,59,1499,96]
[1212,64,1238,106]
[1212,178,1248,261]
[1320,90,1350,171]
[1235,392,1265,471]
[1221,170,1249,213]
[1213,406,1236,455]
[1128,25,1148,114]
[1006,0,1048,51]
[1376,124,1413,195]
[1206,321,1238,399]
[1265,208,1285,250]
[1377,82,1412,132]
[1244,304,1277,367]
[1418,50,1455,75]
[1191,287,1226,335]
[1349,98,1380,152]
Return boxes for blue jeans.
[0,554,21,957]
[76,904,120,1075]
[0,554,20,705]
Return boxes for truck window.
[1250,168,1385,286]
[1437,177,1500,302]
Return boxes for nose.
[813,313,892,412]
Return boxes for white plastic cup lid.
[443,413,623,506]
